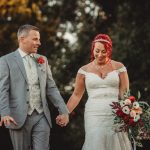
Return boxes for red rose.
[37,57,45,64]
[123,115,129,122]
[128,118,135,126]
[129,96,135,103]
[116,110,124,117]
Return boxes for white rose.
[122,106,130,114]
[120,100,126,107]
[133,102,140,109]
[124,99,132,105]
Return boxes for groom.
[0,24,69,150]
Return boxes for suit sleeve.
[0,57,10,117]
[45,58,69,114]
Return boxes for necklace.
[93,59,112,79]
[94,59,111,71]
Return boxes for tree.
[110,0,150,102]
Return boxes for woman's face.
[93,42,109,64]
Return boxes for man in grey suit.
[0,24,69,150]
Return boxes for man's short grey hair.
[17,24,39,40]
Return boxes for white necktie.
[24,55,38,84]
[25,55,33,69]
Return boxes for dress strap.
[116,66,127,73]
[78,68,87,75]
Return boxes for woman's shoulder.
[78,62,92,74]
[80,62,92,70]
[111,60,125,70]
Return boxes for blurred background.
[0,0,150,150]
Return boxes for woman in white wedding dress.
[67,34,132,150]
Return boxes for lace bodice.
[78,67,127,101]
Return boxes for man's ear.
[19,36,25,43]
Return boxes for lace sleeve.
[78,68,87,75]
[116,66,127,73]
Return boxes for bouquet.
[110,91,150,147]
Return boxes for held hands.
[56,114,69,127]
[0,116,17,127]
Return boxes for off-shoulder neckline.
[78,66,126,80]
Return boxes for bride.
[66,34,132,149]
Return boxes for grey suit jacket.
[0,50,69,129]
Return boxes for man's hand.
[56,114,69,127]
[0,116,17,126]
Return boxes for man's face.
[20,30,41,54]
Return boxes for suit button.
[26,101,29,104]
[27,89,29,91]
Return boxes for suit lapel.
[13,50,28,83]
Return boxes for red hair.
[90,34,112,61]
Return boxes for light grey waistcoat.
[23,55,43,115]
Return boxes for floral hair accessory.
[36,56,45,64]
[110,90,150,148]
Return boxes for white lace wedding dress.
[78,67,132,150]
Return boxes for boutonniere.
[36,56,45,64]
